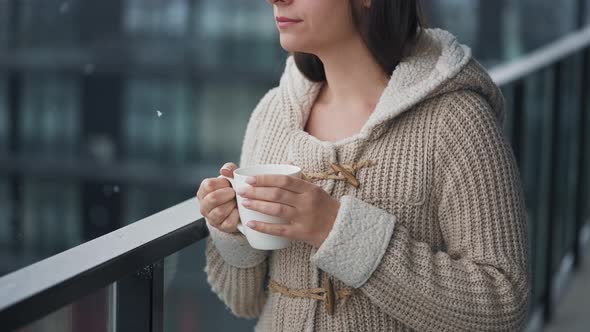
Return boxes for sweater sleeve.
[310,92,530,331]
[203,88,278,319]
[204,236,269,319]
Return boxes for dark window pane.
[123,78,193,164]
[19,74,80,158]
[17,0,80,47]
[9,179,81,272]
[122,185,186,226]
[195,84,268,163]
[0,0,10,47]
[123,0,190,37]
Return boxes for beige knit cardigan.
[203,28,530,332]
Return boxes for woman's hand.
[196,162,241,233]
[236,173,341,248]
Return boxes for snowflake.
[84,64,95,75]
[156,110,163,117]
[59,2,70,14]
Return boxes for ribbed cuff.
[205,217,269,268]
[310,195,396,288]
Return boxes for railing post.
[543,60,562,323]
[151,260,164,332]
[573,48,589,269]
[116,261,164,332]
[511,80,525,167]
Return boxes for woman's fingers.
[197,177,232,200]
[207,199,236,226]
[242,198,296,219]
[220,162,239,178]
[237,186,298,207]
[245,174,309,194]
[247,220,294,238]
[196,162,241,234]
[219,208,240,233]
[200,187,235,220]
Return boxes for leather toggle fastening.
[301,160,377,188]
[268,277,355,316]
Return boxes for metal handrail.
[490,25,590,86]
[0,198,208,331]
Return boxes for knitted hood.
[277,28,505,144]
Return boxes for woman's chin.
[279,37,311,54]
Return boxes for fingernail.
[245,176,256,184]
[221,166,232,172]
[236,187,247,196]
[246,221,254,227]
[242,199,251,206]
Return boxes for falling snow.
[113,186,120,193]
[84,64,95,75]
[59,2,70,14]
[156,110,163,117]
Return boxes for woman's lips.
[276,16,302,28]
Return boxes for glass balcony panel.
[12,283,115,332]
[163,242,257,331]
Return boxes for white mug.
[220,164,302,250]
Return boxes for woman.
[197,0,530,331]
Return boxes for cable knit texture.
[203,28,530,332]
[205,214,270,269]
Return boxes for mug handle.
[218,174,247,236]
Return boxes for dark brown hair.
[292,0,425,82]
